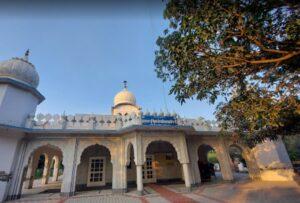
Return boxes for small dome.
[114,88,136,106]
[0,51,39,88]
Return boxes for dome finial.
[24,49,30,61]
[123,80,128,89]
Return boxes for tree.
[155,0,300,147]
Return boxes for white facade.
[0,52,296,202]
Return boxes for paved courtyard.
[8,178,300,203]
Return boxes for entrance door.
[143,155,156,183]
[87,157,105,187]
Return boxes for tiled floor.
[8,178,300,203]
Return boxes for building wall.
[0,84,39,127]
[253,138,293,169]
[0,131,23,202]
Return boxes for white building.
[0,51,296,202]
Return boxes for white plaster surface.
[0,133,22,202]
[0,84,38,127]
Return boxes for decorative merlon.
[25,112,220,131]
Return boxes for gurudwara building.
[0,52,296,201]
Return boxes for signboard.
[142,115,177,126]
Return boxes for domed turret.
[0,50,39,88]
[114,88,136,106]
[112,81,141,116]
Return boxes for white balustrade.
[25,111,220,132]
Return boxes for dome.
[114,88,136,106]
[0,50,39,88]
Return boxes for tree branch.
[249,51,300,64]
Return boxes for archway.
[75,144,112,192]
[228,144,249,180]
[145,141,182,184]
[21,145,64,195]
[197,144,221,182]
[125,143,137,190]
[50,156,63,183]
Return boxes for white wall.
[0,131,23,202]
[0,84,39,127]
[253,139,293,169]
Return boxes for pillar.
[112,159,127,193]
[182,163,192,191]
[187,140,201,185]
[136,164,143,195]
[52,157,60,182]
[134,133,144,196]
[41,155,51,185]
[22,156,37,189]
[61,138,78,197]
[216,143,233,181]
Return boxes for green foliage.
[155,0,300,147]
[283,135,300,161]
[207,150,218,164]
[34,169,43,179]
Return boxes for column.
[216,146,233,181]
[187,141,201,185]
[41,155,51,185]
[182,163,192,191]
[112,159,127,193]
[136,164,143,195]
[178,134,192,190]
[23,156,37,189]
[52,158,60,182]
[61,138,78,197]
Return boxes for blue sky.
[0,1,219,120]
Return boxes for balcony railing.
[25,112,220,131]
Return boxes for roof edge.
[0,77,45,104]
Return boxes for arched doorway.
[126,143,137,191]
[21,145,64,195]
[197,144,221,182]
[75,144,112,192]
[145,141,182,184]
[228,144,249,180]
[50,156,63,183]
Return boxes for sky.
[0,1,219,120]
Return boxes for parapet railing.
[25,112,220,131]
[25,113,141,130]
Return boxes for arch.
[227,143,261,180]
[75,144,113,191]
[143,137,182,164]
[126,142,134,166]
[76,140,117,166]
[79,144,112,163]
[197,144,221,182]
[24,142,64,169]
[195,142,218,154]
[21,143,64,195]
[77,144,112,165]
[51,155,61,182]
[144,140,183,184]
[52,155,60,165]
[228,144,247,168]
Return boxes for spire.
[24,49,30,61]
[123,80,128,89]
